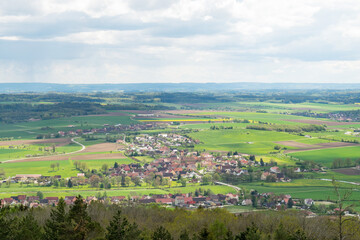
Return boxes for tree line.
[1,195,359,240]
[246,124,326,133]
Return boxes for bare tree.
[332,178,358,240]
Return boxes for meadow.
[0,182,236,198]
[0,141,82,161]
[188,128,308,154]
[289,146,360,167]
[0,115,137,139]
[0,158,134,178]
[240,179,360,210]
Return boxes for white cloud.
[1,0,360,83]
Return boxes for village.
[0,131,339,217]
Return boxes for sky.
[1,0,360,84]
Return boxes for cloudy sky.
[1,0,360,84]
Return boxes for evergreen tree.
[68,195,96,240]
[121,175,126,187]
[0,213,11,239]
[287,198,294,209]
[179,229,190,240]
[114,162,119,169]
[106,210,141,240]
[43,198,69,240]
[152,226,173,240]
[67,179,73,188]
[236,224,261,240]
[12,214,42,240]
[224,229,234,240]
[198,227,213,240]
[273,223,290,240]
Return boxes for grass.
[0,142,82,161]
[188,128,305,154]
[0,115,137,139]
[0,158,135,178]
[181,112,316,125]
[289,146,360,167]
[240,179,360,206]
[0,183,236,198]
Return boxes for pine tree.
[236,224,261,240]
[106,210,141,240]
[224,229,234,240]
[67,179,73,188]
[179,229,190,240]
[12,214,42,240]
[260,158,264,167]
[43,198,69,240]
[287,198,294,208]
[198,227,213,240]
[152,226,173,240]
[68,195,96,240]
[121,175,126,187]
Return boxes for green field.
[0,115,137,139]
[182,111,320,125]
[0,158,135,178]
[188,128,307,154]
[0,183,235,198]
[196,102,359,114]
[289,146,360,167]
[241,179,360,210]
[0,142,82,161]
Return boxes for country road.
[214,181,242,192]
[2,137,86,163]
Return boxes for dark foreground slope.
[1,196,359,240]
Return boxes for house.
[16,174,42,179]
[139,199,156,204]
[304,199,314,206]
[111,196,126,203]
[65,196,76,204]
[270,167,281,174]
[175,196,185,206]
[45,197,59,204]
[193,197,206,203]
[242,199,252,206]
[261,172,271,180]
[27,196,40,202]
[155,198,173,205]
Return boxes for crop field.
[0,139,82,162]
[0,115,137,139]
[185,102,360,114]
[0,158,135,178]
[241,179,360,208]
[169,111,323,125]
[179,122,251,130]
[289,146,360,167]
[0,183,235,199]
[189,128,309,154]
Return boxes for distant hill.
[1,82,360,93]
